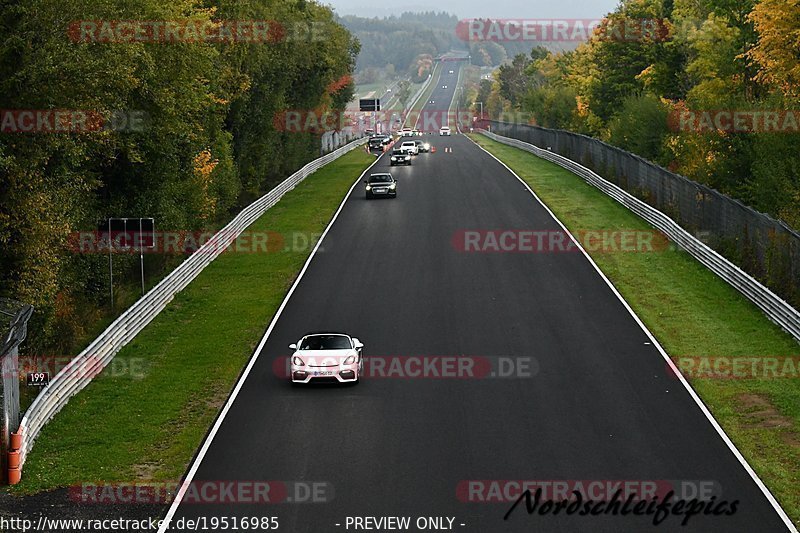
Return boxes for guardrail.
[477,129,800,343]
[13,137,368,477]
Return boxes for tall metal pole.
[139,218,145,296]
[1,343,20,483]
[108,219,114,309]
[0,302,32,485]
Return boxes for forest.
[0,0,359,353]
[339,11,537,82]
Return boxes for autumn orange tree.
[484,0,799,229]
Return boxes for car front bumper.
[366,186,397,196]
[291,364,360,383]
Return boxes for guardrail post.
[0,301,33,484]
[1,344,20,484]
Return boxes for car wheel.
[366,193,372,200]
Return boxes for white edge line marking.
[157,151,384,532]
[468,134,798,533]
[412,62,441,131]
[447,64,464,131]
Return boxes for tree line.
[474,0,799,232]
[0,0,358,353]
[339,11,537,82]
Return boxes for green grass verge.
[354,82,387,98]
[10,148,374,494]
[471,134,800,527]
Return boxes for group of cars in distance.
[367,134,392,150]
[399,127,423,136]
[293,123,455,384]
[391,138,429,164]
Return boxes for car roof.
[302,332,351,338]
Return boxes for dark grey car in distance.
[390,148,411,166]
[365,173,397,199]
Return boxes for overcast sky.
[324,0,621,20]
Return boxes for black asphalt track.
[164,60,792,532]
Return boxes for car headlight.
[391,156,397,160]
[389,183,396,189]
[423,144,430,150]
[343,355,356,365]
[366,185,372,190]
[292,356,305,366]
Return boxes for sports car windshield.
[300,335,351,350]
[369,175,393,183]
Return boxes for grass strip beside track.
[10,149,375,495]
[471,134,800,527]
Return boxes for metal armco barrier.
[15,137,368,477]
[478,129,800,343]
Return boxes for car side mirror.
[289,343,297,350]
[353,339,364,350]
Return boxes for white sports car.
[289,333,364,384]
